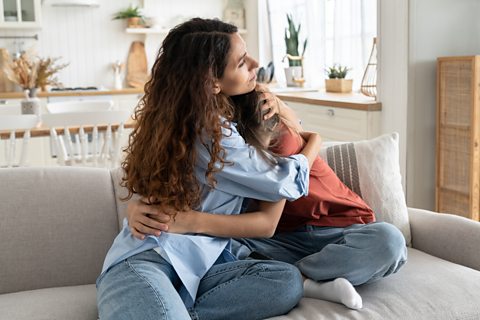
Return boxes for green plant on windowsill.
[325,64,353,93]
[284,14,308,67]
[113,5,145,28]
[326,64,351,79]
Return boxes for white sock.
[303,278,363,310]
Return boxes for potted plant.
[325,64,353,93]
[3,52,68,117]
[113,5,145,28]
[284,14,308,87]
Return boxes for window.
[266,0,377,89]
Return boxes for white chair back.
[42,110,131,168]
[0,115,39,167]
[46,100,114,113]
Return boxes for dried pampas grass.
[2,52,68,92]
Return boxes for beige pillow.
[319,132,411,246]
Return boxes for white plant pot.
[284,66,303,87]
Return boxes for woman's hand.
[127,199,170,239]
[256,84,281,120]
[127,199,200,239]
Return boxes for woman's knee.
[256,261,303,311]
[368,222,407,263]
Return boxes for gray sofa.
[1,167,480,320]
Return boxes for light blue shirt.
[100,120,309,307]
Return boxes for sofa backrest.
[0,167,119,294]
[110,167,140,230]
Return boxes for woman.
[129,90,408,310]
[96,18,322,320]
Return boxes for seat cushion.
[0,284,97,320]
[269,248,480,319]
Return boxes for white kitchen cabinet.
[0,0,41,28]
[286,101,381,142]
[113,94,142,113]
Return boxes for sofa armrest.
[408,207,480,271]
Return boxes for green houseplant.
[325,64,353,93]
[113,5,145,28]
[283,14,307,87]
[284,14,307,67]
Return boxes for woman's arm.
[128,198,285,239]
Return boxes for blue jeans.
[234,222,408,286]
[96,249,303,320]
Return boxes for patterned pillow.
[319,133,411,245]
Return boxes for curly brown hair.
[121,18,238,212]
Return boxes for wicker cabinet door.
[436,56,480,221]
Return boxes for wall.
[0,0,257,89]
[407,0,480,210]
[377,0,409,195]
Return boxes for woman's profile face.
[218,32,259,96]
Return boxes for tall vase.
[21,88,42,123]
[360,37,377,98]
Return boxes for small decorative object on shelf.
[360,37,377,98]
[284,14,308,87]
[325,64,352,93]
[113,5,145,28]
[112,60,125,90]
[223,0,245,29]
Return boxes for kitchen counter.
[0,88,144,99]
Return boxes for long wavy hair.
[121,18,237,212]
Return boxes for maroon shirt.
[270,125,375,233]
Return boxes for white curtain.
[265,0,376,89]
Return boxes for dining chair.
[0,115,39,167]
[42,110,131,168]
[46,99,114,113]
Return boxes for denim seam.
[124,259,169,319]
[201,262,267,281]
[195,274,263,305]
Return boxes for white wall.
[407,0,480,210]
[377,0,409,194]
[0,0,143,88]
[0,0,257,89]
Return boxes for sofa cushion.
[0,167,119,294]
[268,248,480,319]
[319,133,411,245]
[0,284,97,320]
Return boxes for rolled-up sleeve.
[196,124,309,202]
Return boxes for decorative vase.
[284,66,304,87]
[325,79,353,93]
[360,37,378,98]
[21,88,41,122]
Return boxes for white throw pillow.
[319,132,411,246]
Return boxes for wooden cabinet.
[283,101,381,142]
[0,0,41,28]
[276,91,381,141]
[436,56,480,221]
